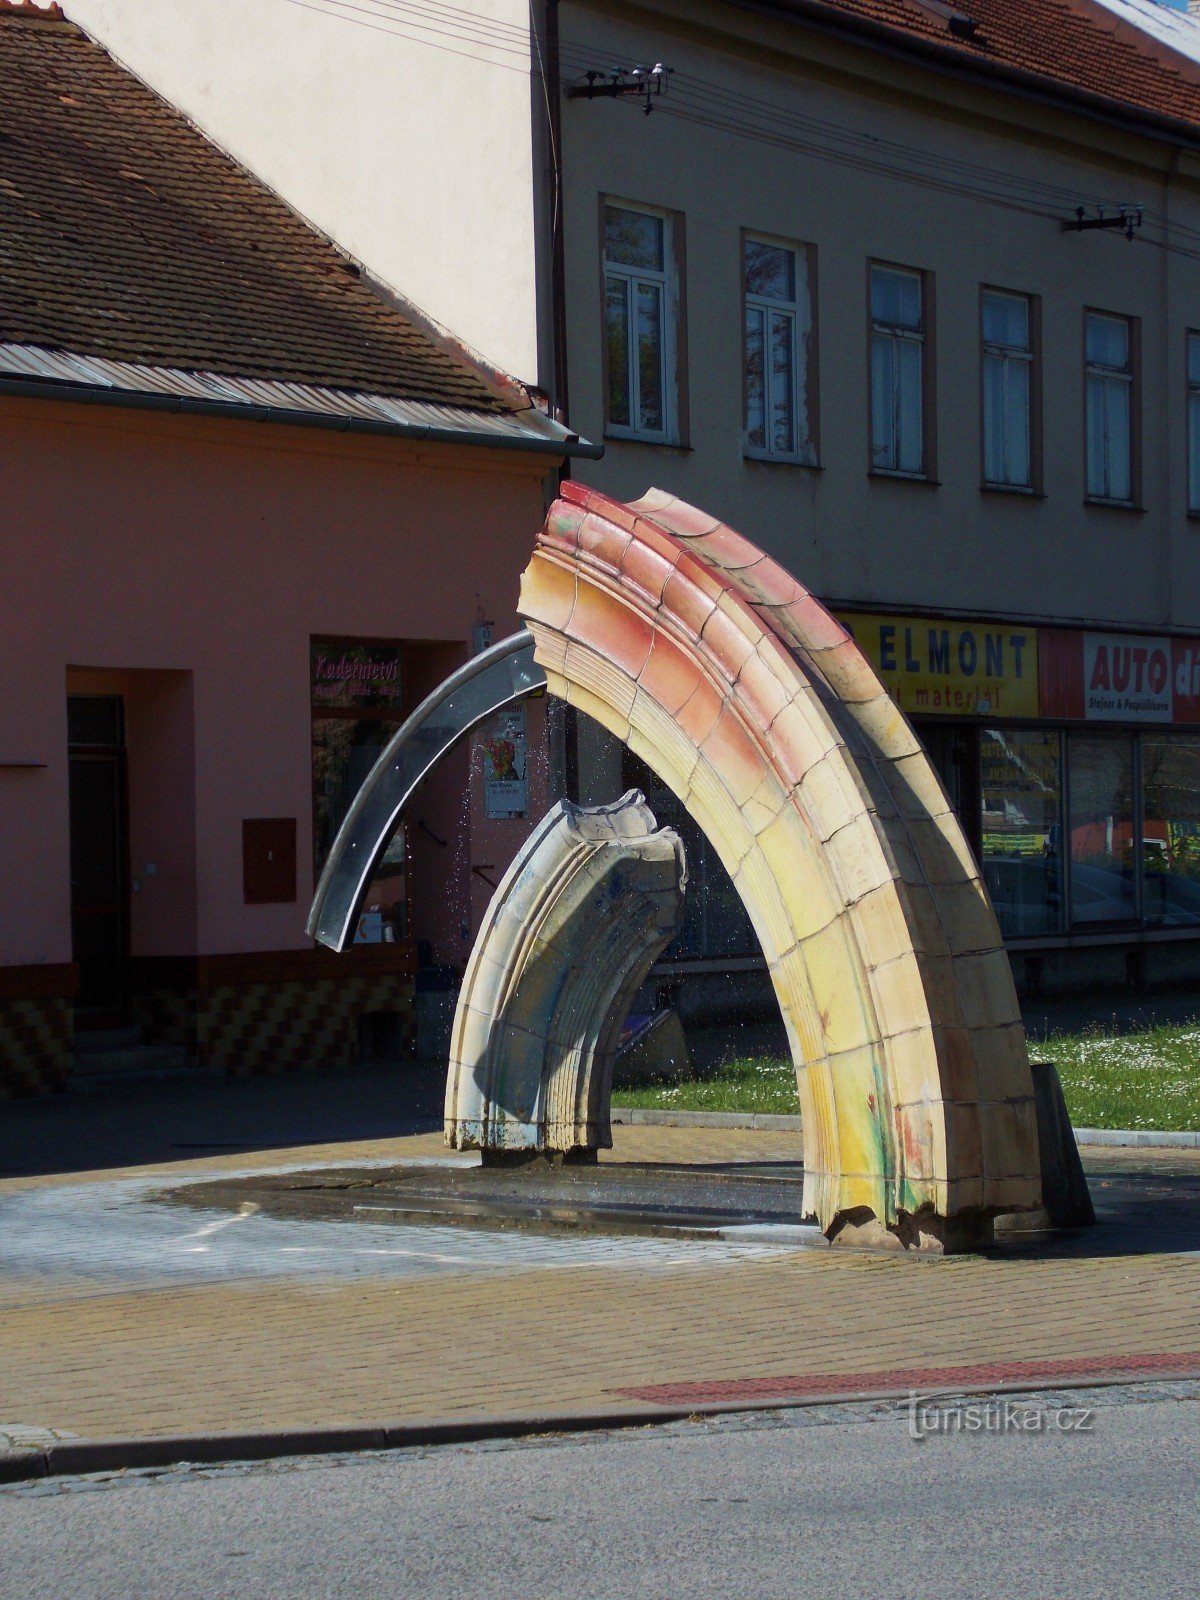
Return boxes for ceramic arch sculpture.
[308,481,1044,1250]
[445,792,685,1157]
[517,484,1041,1249]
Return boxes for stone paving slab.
[1,1127,1198,1447]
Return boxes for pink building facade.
[0,3,598,1095]
[0,392,566,1093]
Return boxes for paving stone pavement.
[1,1126,1199,1444]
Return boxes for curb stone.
[610,1107,803,1131]
[0,1450,47,1484]
[1073,1127,1200,1148]
[610,1107,1200,1146]
[5,1372,1200,1485]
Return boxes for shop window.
[981,289,1035,490]
[1085,311,1136,504]
[1067,732,1136,925]
[979,728,1063,936]
[621,749,758,960]
[870,263,931,477]
[744,233,816,465]
[603,201,682,444]
[311,639,408,943]
[1188,332,1200,514]
[1141,736,1200,926]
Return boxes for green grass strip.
[615,1022,1200,1132]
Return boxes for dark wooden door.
[68,698,128,1015]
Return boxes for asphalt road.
[3,1385,1198,1600]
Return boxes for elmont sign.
[837,611,1038,718]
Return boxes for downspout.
[1160,147,1179,632]
[541,0,578,801]
[546,0,570,429]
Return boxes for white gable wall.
[65,0,542,382]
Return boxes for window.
[744,234,815,464]
[1085,311,1135,503]
[1187,332,1200,513]
[982,290,1034,489]
[311,639,408,943]
[980,728,1063,937]
[870,264,929,475]
[929,723,1200,939]
[603,202,678,443]
[1067,732,1136,924]
[1140,736,1200,925]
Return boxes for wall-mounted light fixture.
[566,63,673,115]
[1065,203,1144,241]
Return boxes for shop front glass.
[1141,735,1200,926]
[979,728,1063,936]
[1067,733,1137,924]
[311,639,407,943]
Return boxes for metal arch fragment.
[307,630,545,954]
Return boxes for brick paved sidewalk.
[1,1128,1198,1445]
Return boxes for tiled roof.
[779,0,1200,131]
[0,4,516,411]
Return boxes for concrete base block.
[1031,1060,1096,1229]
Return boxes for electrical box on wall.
[242,817,297,905]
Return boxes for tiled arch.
[519,483,1041,1247]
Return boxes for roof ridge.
[0,2,64,16]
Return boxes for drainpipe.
[540,0,577,801]
[546,0,570,430]
[1160,147,1178,633]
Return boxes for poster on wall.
[482,707,527,819]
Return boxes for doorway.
[68,694,128,1018]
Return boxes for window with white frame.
[982,289,1033,489]
[744,235,815,464]
[870,264,927,475]
[603,203,676,442]
[1188,332,1200,513]
[1085,311,1134,502]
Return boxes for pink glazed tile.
[639,629,707,715]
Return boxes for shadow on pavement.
[0,1060,444,1180]
[998,1155,1200,1260]
[3,1062,1198,1264]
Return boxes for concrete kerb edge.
[610,1107,1200,1145]
[1072,1126,1200,1148]
[610,1107,803,1131]
[6,1369,1200,1484]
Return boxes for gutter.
[727,0,1200,154]
[0,374,605,460]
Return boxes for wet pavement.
[159,1156,818,1241]
[149,1145,1200,1257]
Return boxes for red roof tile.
[0,7,515,410]
[774,0,1200,131]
